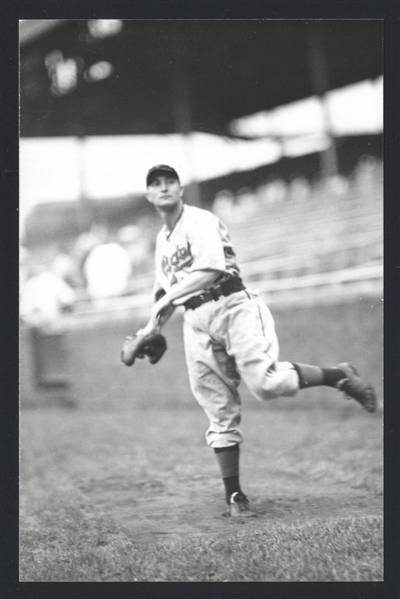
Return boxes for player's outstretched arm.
[149,269,220,327]
[121,287,172,366]
[137,269,220,337]
[138,304,175,336]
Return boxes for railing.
[60,175,383,329]
[54,259,382,333]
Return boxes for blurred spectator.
[325,175,350,197]
[51,244,80,288]
[117,225,148,271]
[83,233,132,301]
[73,218,109,280]
[261,179,288,206]
[353,155,381,192]
[287,176,311,203]
[255,183,269,206]
[212,190,235,222]
[20,259,76,399]
[235,187,257,220]
[20,261,76,327]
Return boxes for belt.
[183,278,246,310]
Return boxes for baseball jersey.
[154,204,241,304]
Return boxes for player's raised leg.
[219,291,377,413]
[292,362,377,413]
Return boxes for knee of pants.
[206,428,243,448]
[247,367,299,401]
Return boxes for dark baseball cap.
[146,165,180,186]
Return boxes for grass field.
[19,300,383,582]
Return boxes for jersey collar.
[164,204,185,240]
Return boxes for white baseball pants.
[183,289,299,448]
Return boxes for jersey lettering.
[161,241,194,276]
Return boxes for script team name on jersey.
[161,241,194,276]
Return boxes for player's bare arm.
[141,269,221,335]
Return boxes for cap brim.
[147,169,179,186]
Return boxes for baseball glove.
[121,332,167,366]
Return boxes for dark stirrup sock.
[214,444,242,503]
[321,367,347,387]
[292,363,346,389]
[222,476,242,503]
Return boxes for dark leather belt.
[183,278,246,310]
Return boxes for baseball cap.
[146,165,180,186]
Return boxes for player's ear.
[179,185,184,198]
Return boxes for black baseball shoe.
[335,362,377,413]
[229,492,257,518]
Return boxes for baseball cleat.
[229,492,257,518]
[335,362,377,413]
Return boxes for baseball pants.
[183,289,299,448]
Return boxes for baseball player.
[122,164,377,518]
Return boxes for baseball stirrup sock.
[214,445,242,503]
[292,363,346,388]
[222,476,242,504]
[321,367,347,387]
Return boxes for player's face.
[146,176,183,212]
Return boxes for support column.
[306,22,339,180]
[169,31,202,206]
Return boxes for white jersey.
[155,204,240,304]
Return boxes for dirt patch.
[20,406,383,548]
[78,474,383,542]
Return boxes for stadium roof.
[20,19,382,138]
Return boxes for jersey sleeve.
[187,212,226,273]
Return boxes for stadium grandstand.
[19,19,383,326]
